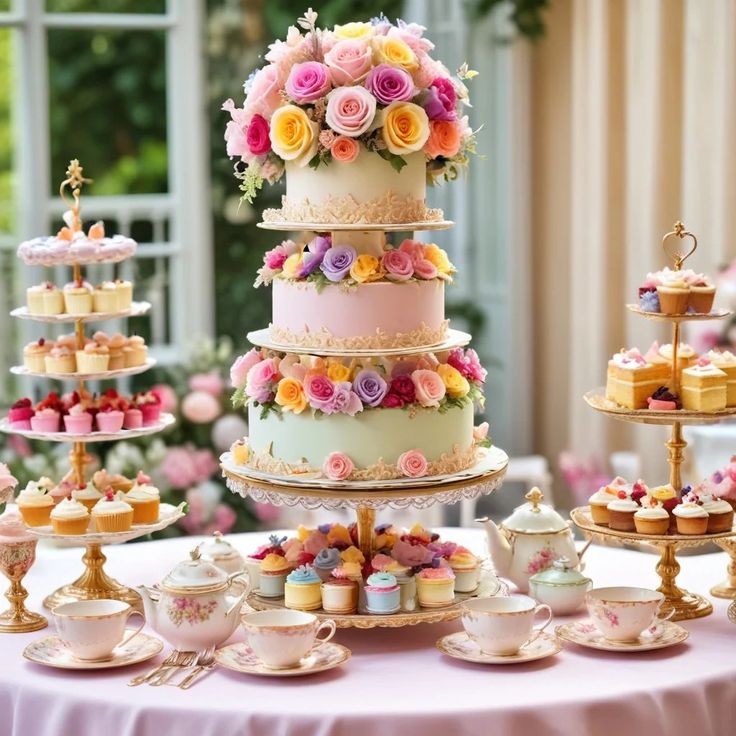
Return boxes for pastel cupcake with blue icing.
[284,565,323,611]
[364,571,400,615]
[314,547,342,582]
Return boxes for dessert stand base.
[0,607,48,633]
[710,540,736,599]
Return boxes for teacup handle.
[523,603,553,647]
[312,619,336,650]
[118,610,146,649]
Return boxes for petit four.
[321,572,359,615]
[364,571,401,614]
[45,345,76,374]
[606,348,670,409]
[680,360,727,412]
[284,565,323,611]
[63,403,93,434]
[415,567,455,608]
[703,350,736,406]
[646,386,681,410]
[92,281,120,313]
[8,398,34,429]
[313,547,342,582]
[63,279,93,314]
[23,339,51,373]
[76,342,110,374]
[447,547,480,593]
[258,553,291,598]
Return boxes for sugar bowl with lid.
[528,557,592,615]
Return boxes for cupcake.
[62,279,93,314]
[688,275,716,313]
[92,281,120,313]
[656,274,690,314]
[50,497,90,535]
[30,407,61,433]
[27,282,64,315]
[313,547,342,582]
[447,547,480,592]
[114,279,133,309]
[588,477,630,525]
[700,494,734,533]
[126,474,160,523]
[415,567,456,609]
[673,502,708,535]
[76,342,110,374]
[651,484,681,532]
[71,482,103,511]
[123,336,148,368]
[45,345,76,374]
[258,553,291,598]
[606,493,639,531]
[365,571,401,614]
[284,565,323,611]
[231,439,249,465]
[123,407,143,429]
[134,391,161,425]
[107,333,127,371]
[91,490,134,532]
[63,403,93,434]
[96,407,124,433]
[16,478,55,526]
[321,570,359,614]
[634,497,670,535]
[23,338,51,373]
[8,398,34,429]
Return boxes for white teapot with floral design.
[138,546,250,651]
[478,487,580,592]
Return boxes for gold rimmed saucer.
[23,629,163,670]
[436,631,560,665]
[555,619,689,653]
[215,641,350,677]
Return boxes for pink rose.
[150,384,178,414]
[324,39,373,85]
[285,61,331,103]
[245,358,279,403]
[221,99,252,159]
[382,249,414,281]
[323,451,354,481]
[331,136,360,163]
[391,538,434,567]
[230,349,262,389]
[411,369,446,407]
[387,24,434,54]
[397,449,428,478]
[413,259,438,280]
[189,371,224,397]
[181,391,221,424]
[303,373,336,411]
[325,86,377,137]
[398,238,425,264]
[246,114,271,156]
[247,65,283,117]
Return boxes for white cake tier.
[270,279,448,351]
[261,149,444,226]
[246,401,476,482]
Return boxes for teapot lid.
[502,488,569,533]
[161,546,229,593]
[529,557,590,587]
[200,531,243,562]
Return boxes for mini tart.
[50,498,90,535]
[702,498,734,533]
[76,344,110,374]
[321,577,358,614]
[126,483,160,524]
[63,281,93,314]
[91,492,134,532]
[45,347,76,374]
[673,502,709,535]
[92,281,119,313]
[607,498,639,531]
[634,505,670,535]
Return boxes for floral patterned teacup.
[586,586,673,642]
[52,599,145,661]
[241,610,336,669]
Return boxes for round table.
[1,528,735,736]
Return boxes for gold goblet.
[0,514,47,633]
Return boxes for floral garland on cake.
[255,234,454,288]
[222,8,478,202]
[230,348,486,419]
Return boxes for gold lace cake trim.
[245,442,478,482]
[262,192,444,225]
[269,320,449,351]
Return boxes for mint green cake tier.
[247,402,474,471]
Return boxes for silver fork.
[128,650,184,687]
[148,651,198,686]
[176,646,217,690]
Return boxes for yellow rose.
[282,252,303,278]
[381,101,430,155]
[423,243,454,274]
[327,361,352,383]
[269,104,319,166]
[437,364,470,398]
[372,36,417,71]
[349,254,383,283]
[334,22,374,40]
[274,377,308,413]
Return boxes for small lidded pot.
[528,557,592,615]
[200,531,245,576]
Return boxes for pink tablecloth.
[0,528,734,736]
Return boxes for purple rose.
[304,374,335,411]
[352,369,388,407]
[381,249,414,281]
[364,64,415,105]
[422,77,457,121]
[323,382,364,416]
[320,245,357,282]
[285,61,332,104]
[298,251,324,278]
[308,234,331,255]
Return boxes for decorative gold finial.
[662,220,697,270]
[190,546,202,561]
[59,159,93,233]
[525,487,544,512]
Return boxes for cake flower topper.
[59,158,93,234]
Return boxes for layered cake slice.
[605,348,670,409]
[680,359,727,411]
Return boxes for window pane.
[47,28,168,194]
[0,28,14,234]
[45,0,166,13]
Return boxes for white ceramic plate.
[11,358,156,381]
[215,641,351,677]
[555,619,689,652]
[436,631,561,665]
[10,301,151,324]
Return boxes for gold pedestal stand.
[711,539,736,599]
[0,580,47,633]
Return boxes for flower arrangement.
[255,234,454,288]
[222,8,478,202]
[230,347,486,419]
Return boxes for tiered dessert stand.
[223,220,509,628]
[2,160,181,613]
[574,222,736,621]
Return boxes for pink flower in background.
[151,384,178,414]
[208,504,236,536]
[7,434,31,458]
[182,391,221,424]
[230,349,262,389]
[558,452,610,508]
[179,489,236,536]
[397,449,428,478]
[323,452,354,481]
[189,371,224,397]
[161,446,218,490]
[252,502,281,524]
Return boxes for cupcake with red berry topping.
[123,335,148,368]
[634,496,670,535]
[16,478,55,527]
[23,338,52,373]
[650,484,682,532]
[26,281,63,315]
[71,482,103,511]
[8,398,34,429]
[91,489,134,532]
[700,493,734,533]
[673,500,708,535]
[588,477,631,525]
[63,402,93,434]
[30,407,60,433]
[606,491,639,532]
[126,472,160,523]
[134,391,161,426]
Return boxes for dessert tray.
[625,305,731,322]
[257,220,455,233]
[11,357,156,381]
[10,301,151,324]
[246,327,472,358]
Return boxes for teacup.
[241,609,336,669]
[461,595,553,656]
[586,586,673,642]
[52,599,145,661]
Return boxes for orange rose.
[331,136,360,163]
[424,120,462,159]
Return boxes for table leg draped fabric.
[0,529,734,736]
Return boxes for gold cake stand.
[579,221,736,619]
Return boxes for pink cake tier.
[271,279,448,351]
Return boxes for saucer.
[436,631,561,664]
[215,641,351,677]
[23,629,163,670]
[555,619,689,652]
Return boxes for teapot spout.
[476,517,512,578]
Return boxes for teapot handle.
[226,571,251,616]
